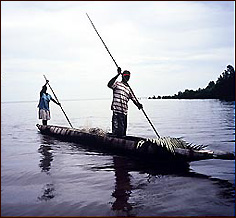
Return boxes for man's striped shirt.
[111,81,135,115]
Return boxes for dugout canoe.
[36,124,235,163]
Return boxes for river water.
[1,99,235,216]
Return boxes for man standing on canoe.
[38,80,60,125]
[108,67,143,137]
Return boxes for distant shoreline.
[2,98,235,104]
[148,65,235,101]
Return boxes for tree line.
[148,65,235,101]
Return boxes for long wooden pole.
[43,75,73,128]
[86,13,119,68]
[86,13,160,138]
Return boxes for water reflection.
[110,155,235,216]
[38,144,53,173]
[211,178,235,202]
[36,133,234,214]
[111,156,134,216]
[38,183,55,201]
[110,156,189,216]
[38,135,56,201]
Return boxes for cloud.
[1,1,235,102]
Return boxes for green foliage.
[152,65,235,101]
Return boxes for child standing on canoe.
[38,80,60,125]
[108,67,143,137]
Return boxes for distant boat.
[36,124,235,166]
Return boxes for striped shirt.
[111,81,135,115]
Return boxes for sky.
[1,1,235,102]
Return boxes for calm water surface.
[1,99,235,216]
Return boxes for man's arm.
[107,67,122,88]
[40,85,47,97]
[40,80,49,97]
[51,98,61,106]
[130,91,143,110]
[132,99,143,110]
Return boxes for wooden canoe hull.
[36,124,235,163]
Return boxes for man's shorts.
[39,109,50,120]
